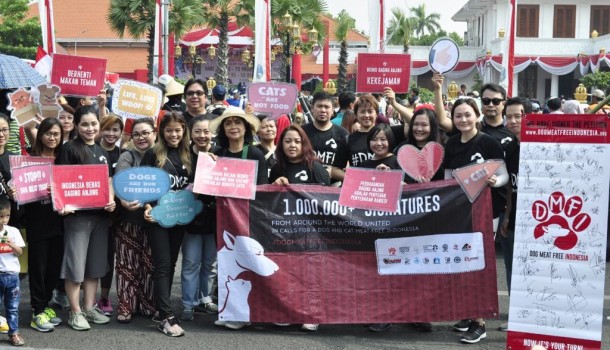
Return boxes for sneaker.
[68,312,91,331]
[224,321,250,330]
[460,322,487,344]
[51,290,71,311]
[194,302,218,315]
[158,317,185,337]
[0,316,8,334]
[301,323,319,332]
[96,297,113,316]
[453,319,471,332]
[84,307,110,325]
[214,320,227,327]
[43,307,62,326]
[180,308,194,321]
[369,323,392,332]
[498,322,508,331]
[152,311,162,323]
[30,313,54,332]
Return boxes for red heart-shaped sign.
[397,142,444,180]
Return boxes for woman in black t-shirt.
[359,123,400,171]
[255,116,277,177]
[270,125,330,186]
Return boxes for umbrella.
[0,54,47,89]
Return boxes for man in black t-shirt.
[301,92,348,182]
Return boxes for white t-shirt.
[0,226,25,274]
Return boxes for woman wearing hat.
[210,107,268,187]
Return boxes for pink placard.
[356,53,411,93]
[51,54,107,96]
[247,82,298,120]
[51,164,109,211]
[12,163,52,204]
[338,167,403,212]
[9,155,53,170]
[193,153,258,200]
[452,160,503,203]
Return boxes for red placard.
[51,54,107,96]
[193,153,258,200]
[9,155,53,170]
[452,160,503,202]
[356,53,411,93]
[51,164,109,211]
[338,167,403,212]
[12,163,52,204]
[521,114,609,144]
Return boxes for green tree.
[409,4,440,37]
[107,0,206,83]
[334,10,355,94]
[0,0,41,59]
[580,71,610,92]
[411,30,464,46]
[387,7,416,53]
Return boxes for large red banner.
[356,53,411,93]
[216,181,498,323]
[51,54,107,96]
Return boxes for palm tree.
[107,0,206,83]
[334,10,355,94]
[387,7,416,53]
[202,0,254,87]
[410,4,440,37]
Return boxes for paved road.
[8,245,610,350]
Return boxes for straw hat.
[210,107,260,134]
[158,74,184,96]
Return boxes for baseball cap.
[590,89,605,99]
[212,84,227,98]
[531,102,541,111]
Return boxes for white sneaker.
[302,323,319,332]
[224,321,250,330]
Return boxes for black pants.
[100,226,116,290]
[147,225,184,319]
[28,235,64,314]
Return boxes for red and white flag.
[152,0,164,82]
[253,0,271,82]
[368,0,385,53]
[38,0,56,55]
[500,0,516,97]
[35,46,53,82]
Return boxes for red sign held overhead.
[51,54,107,96]
[356,53,411,93]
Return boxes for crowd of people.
[0,72,608,346]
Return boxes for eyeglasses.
[132,130,153,139]
[481,97,504,106]
[0,128,9,135]
[186,90,205,97]
[43,132,61,138]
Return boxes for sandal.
[9,333,24,346]
[117,313,132,323]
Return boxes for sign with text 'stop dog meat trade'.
[51,54,107,96]
[356,53,410,93]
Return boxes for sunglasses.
[186,90,205,97]
[481,97,504,106]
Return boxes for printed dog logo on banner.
[218,231,279,321]
[532,191,592,250]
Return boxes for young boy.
[0,198,25,346]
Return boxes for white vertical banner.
[152,0,163,82]
[253,0,271,82]
[38,0,56,54]
[368,0,385,53]
[506,114,609,350]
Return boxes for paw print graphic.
[531,191,591,250]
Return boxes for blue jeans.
[181,233,217,308]
[0,273,20,335]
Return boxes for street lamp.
[281,13,317,83]
[74,29,89,55]
[175,44,205,78]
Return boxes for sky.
[326,0,469,36]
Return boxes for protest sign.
[12,163,52,204]
[396,142,444,181]
[9,155,53,170]
[216,181,498,323]
[151,190,203,228]
[111,79,163,120]
[51,54,106,96]
[6,88,37,126]
[452,160,504,202]
[35,84,62,118]
[193,153,258,200]
[506,115,609,350]
[338,167,403,212]
[112,166,170,203]
[428,37,460,73]
[247,82,298,120]
[356,53,411,93]
[51,164,109,211]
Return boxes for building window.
[553,5,576,38]
[517,5,539,38]
[591,6,610,36]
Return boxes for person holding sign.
[180,115,220,321]
[442,98,507,344]
[141,112,193,337]
[0,114,19,227]
[55,105,116,331]
[114,118,157,323]
[23,118,64,332]
[358,123,399,173]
